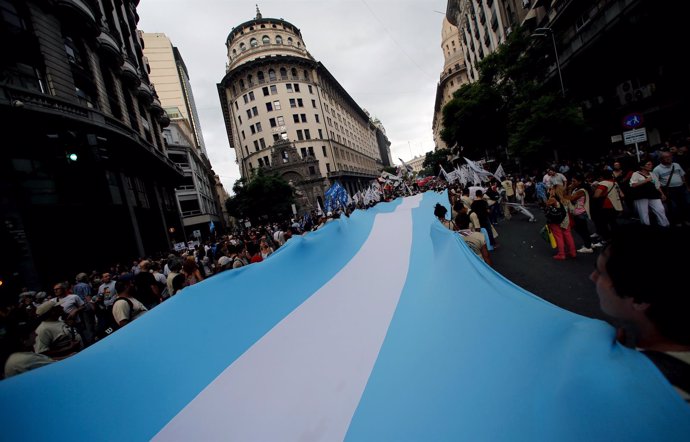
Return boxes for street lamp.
[533,27,565,97]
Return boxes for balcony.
[96,27,123,65]
[55,0,98,35]
[158,111,170,128]
[120,56,140,88]
[137,81,154,104]
[150,97,163,114]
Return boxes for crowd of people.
[2,143,688,402]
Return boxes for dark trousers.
[593,208,620,241]
[665,186,690,225]
[572,214,592,248]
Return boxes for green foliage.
[422,148,452,176]
[381,166,398,175]
[440,26,584,168]
[225,169,295,223]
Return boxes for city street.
[490,206,607,322]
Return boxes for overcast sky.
[137,0,448,191]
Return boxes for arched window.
[257,71,265,82]
[275,35,283,44]
[262,35,270,45]
[303,70,309,81]
[232,49,237,55]
[287,37,293,45]
[279,67,287,80]
[247,74,253,85]
[240,42,246,51]
[250,38,258,47]
[268,69,276,81]
[291,68,297,78]
[297,42,301,48]
[239,79,245,89]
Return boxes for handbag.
[544,202,566,224]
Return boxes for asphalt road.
[490,205,608,322]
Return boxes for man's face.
[102,273,110,283]
[590,249,633,319]
[660,153,672,165]
[53,285,65,298]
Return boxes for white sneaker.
[591,242,605,248]
[577,247,594,254]
[590,233,600,238]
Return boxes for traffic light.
[67,151,79,162]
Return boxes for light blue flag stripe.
[0,198,402,441]
[346,191,690,441]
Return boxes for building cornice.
[226,17,302,45]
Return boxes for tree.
[422,148,452,177]
[225,169,295,224]
[440,26,585,170]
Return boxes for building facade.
[406,155,427,174]
[446,0,690,161]
[0,0,183,293]
[217,9,383,206]
[143,32,225,238]
[433,17,470,151]
[372,117,393,167]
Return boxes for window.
[273,100,281,110]
[293,114,299,123]
[309,166,316,175]
[243,94,249,104]
[258,71,265,82]
[248,91,255,101]
[308,85,313,94]
[235,101,239,109]
[241,130,245,140]
[308,146,314,157]
[252,106,258,116]
[253,140,260,151]
[277,116,285,125]
[250,38,258,47]
[276,35,283,44]
[296,130,304,140]
[322,146,327,157]
[270,85,277,94]
[273,134,280,141]
[238,115,242,124]
[287,37,293,45]
[259,138,266,149]
[297,98,303,107]
[281,150,288,163]
[268,69,276,81]
[239,79,245,89]
[266,102,273,112]
[262,86,269,96]
[269,117,277,127]
[300,147,307,158]
[240,42,246,51]
[246,109,252,119]
[294,84,300,93]
[258,158,264,167]
[312,99,317,108]
[286,83,293,93]
[304,129,311,140]
[280,67,287,79]
[314,114,320,123]
[263,156,270,166]
[301,114,307,123]
[247,74,253,86]
[255,122,262,132]
[326,163,331,173]
[318,129,323,139]
[289,98,296,108]
[250,125,256,135]
[262,35,270,44]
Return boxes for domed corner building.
[217,8,386,215]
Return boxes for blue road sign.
[622,113,643,129]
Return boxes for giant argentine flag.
[1,192,688,441]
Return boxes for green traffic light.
[68,153,78,161]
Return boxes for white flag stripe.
[154,194,424,442]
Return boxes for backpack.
[103,297,134,336]
[544,202,566,224]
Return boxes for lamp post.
[533,27,565,97]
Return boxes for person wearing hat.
[4,324,55,378]
[34,299,83,358]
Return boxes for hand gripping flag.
[1,192,688,441]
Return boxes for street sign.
[610,134,623,143]
[622,113,643,129]
[623,127,647,145]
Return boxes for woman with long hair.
[182,255,204,287]
[546,185,576,260]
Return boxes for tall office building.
[0,0,183,292]
[217,9,383,209]
[143,32,224,238]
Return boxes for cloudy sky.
[137,0,448,191]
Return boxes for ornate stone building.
[217,9,383,208]
[0,0,183,291]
